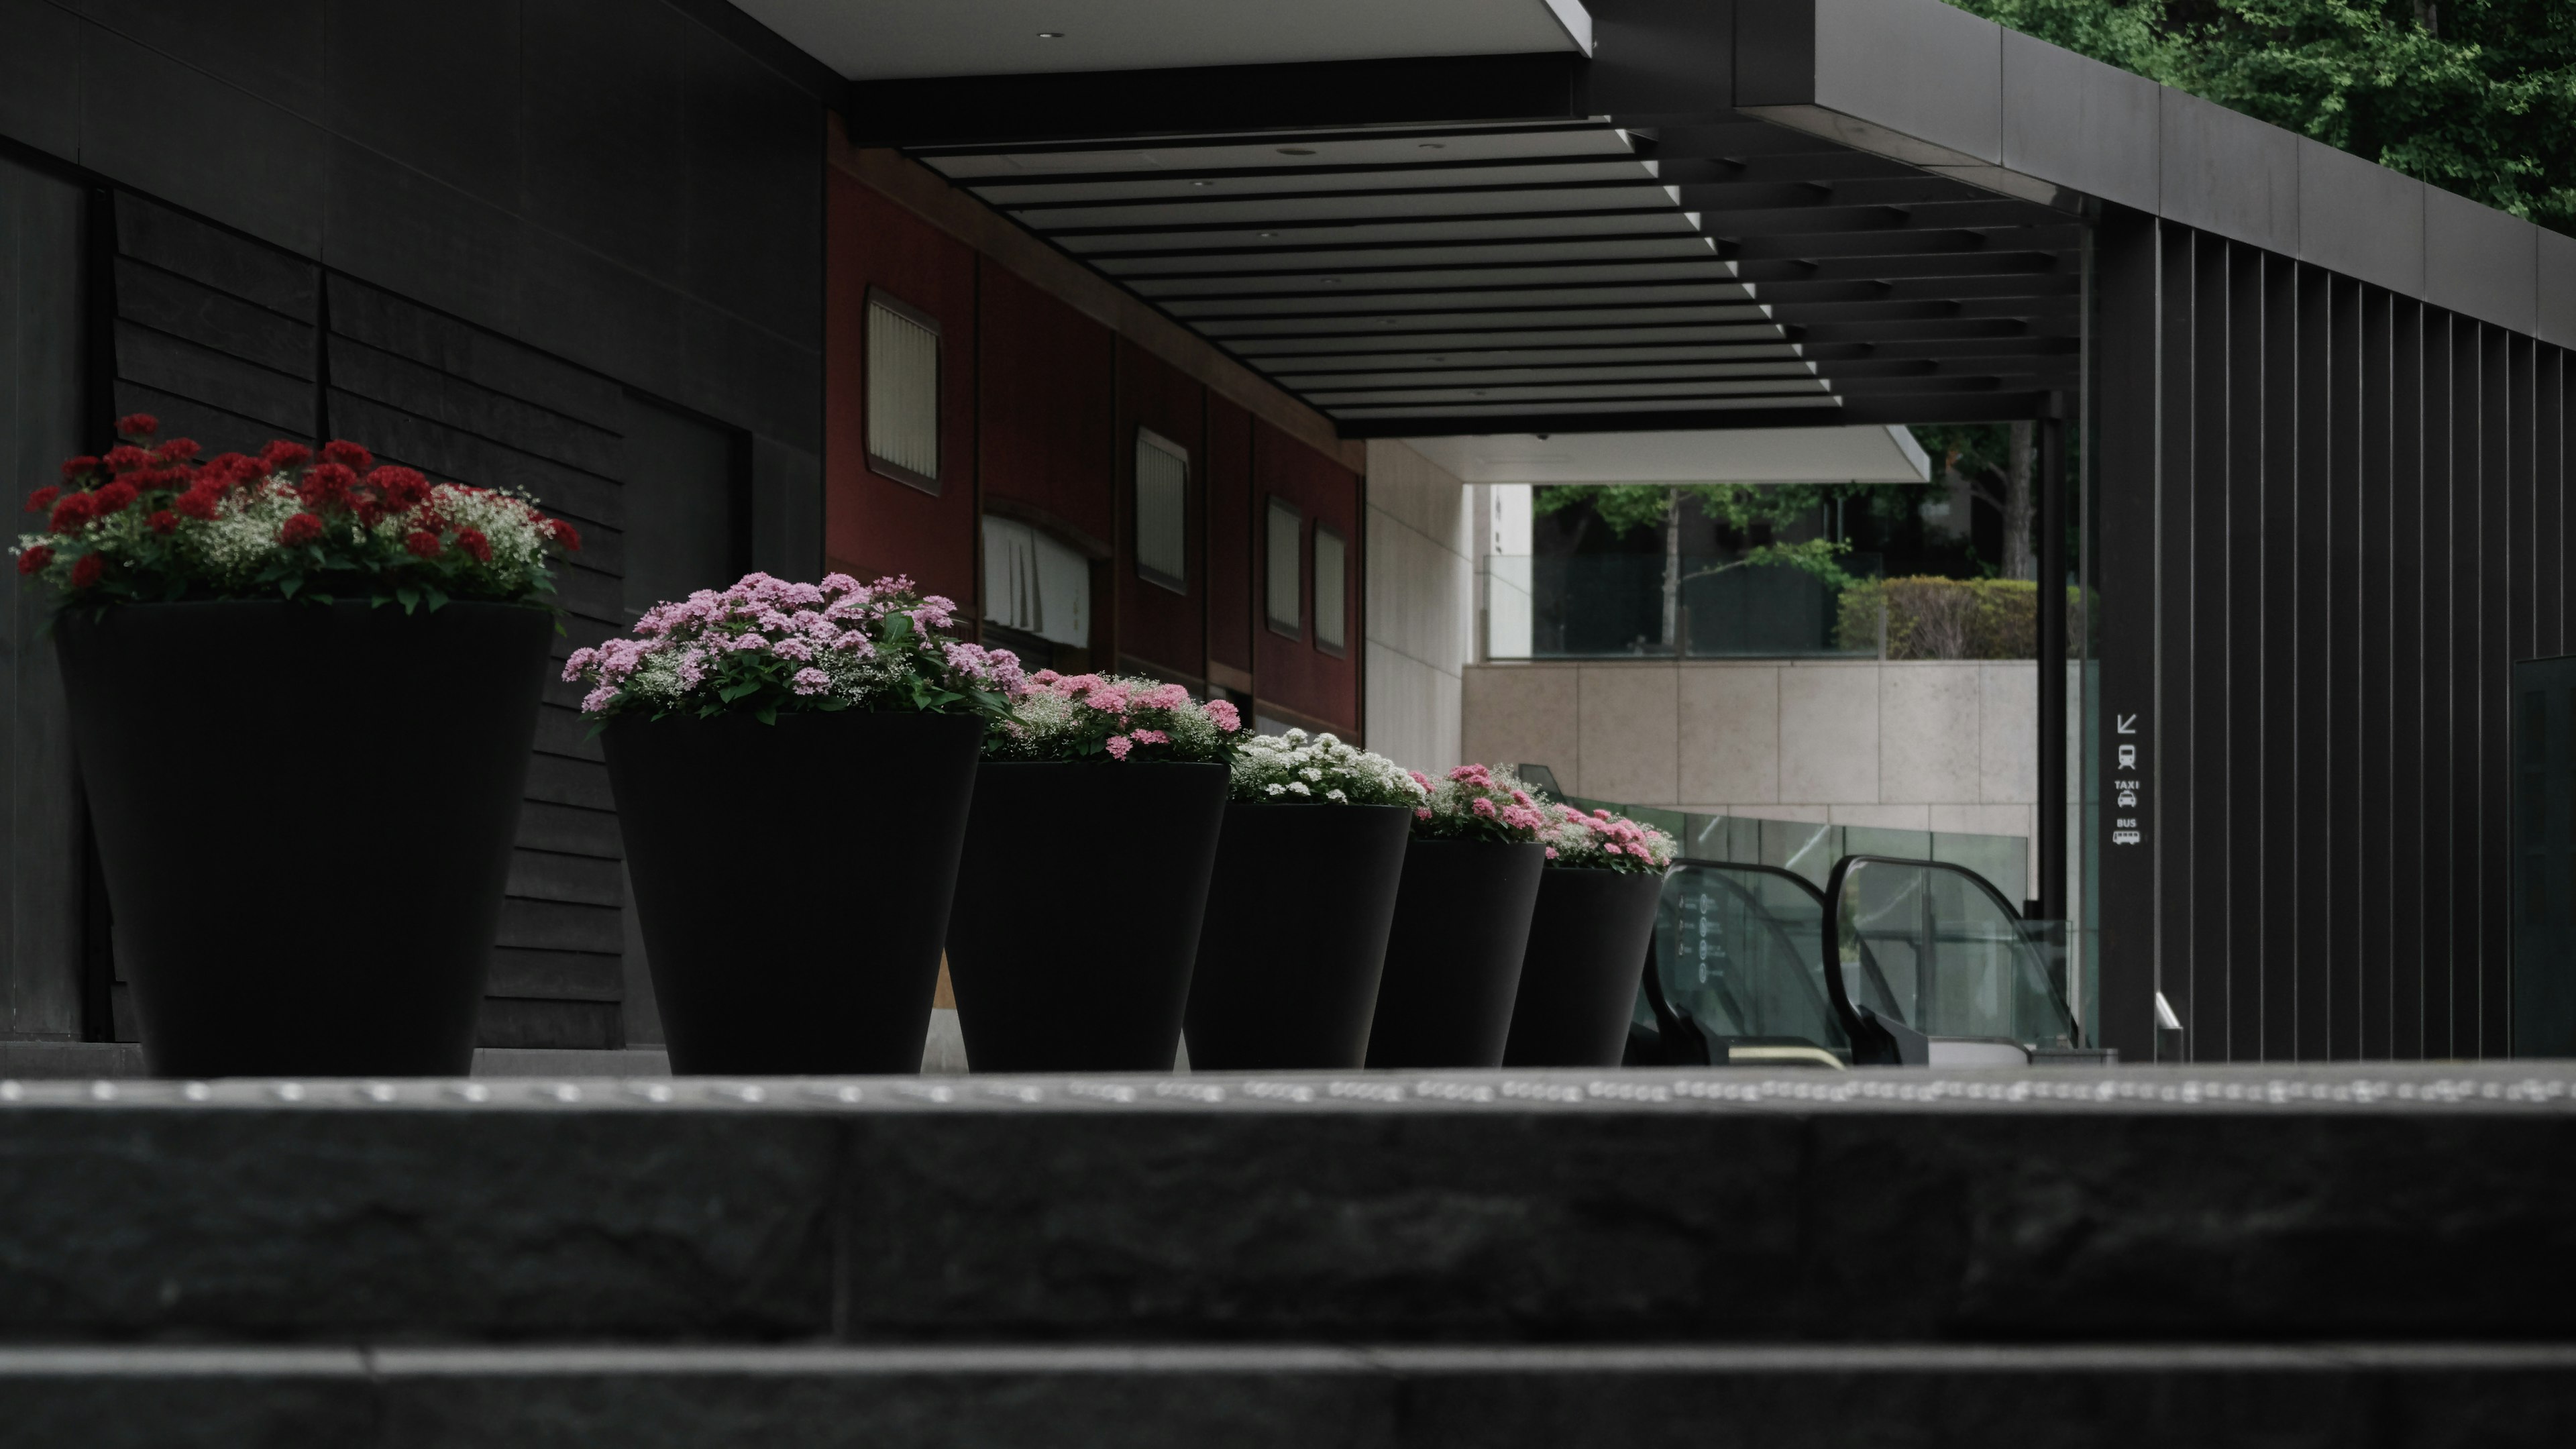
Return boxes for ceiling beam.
[848,53,1587,149]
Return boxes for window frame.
[1263,494,1303,641]
[1311,522,1348,657]
[864,287,943,496]
[1132,426,1190,595]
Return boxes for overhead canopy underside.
[757,0,2567,438]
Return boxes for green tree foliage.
[1948,0,2576,233]
[1531,482,1918,590]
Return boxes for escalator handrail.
[1818,853,2083,1060]
[1658,858,1845,1053]
[1671,856,1829,908]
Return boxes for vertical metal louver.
[867,291,941,493]
[1266,497,1302,638]
[1134,428,1188,592]
[1312,525,1346,653]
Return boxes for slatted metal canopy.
[906,115,2084,437]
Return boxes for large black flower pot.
[1364,838,1547,1069]
[1185,802,1413,1071]
[56,600,552,1078]
[1503,867,1672,1068]
[946,761,1230,1072]
[604,710,983,1075]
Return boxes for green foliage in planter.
[1836,577,2086,659]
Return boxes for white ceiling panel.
[1403,426,1935,482]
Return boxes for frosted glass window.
[867,292,940,493]
[1313,525,1346,652]
[1266,497,1302,638]
[1134,429,1188,592]
[980,516,1089,648]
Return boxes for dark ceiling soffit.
[1331,393,2058,436]
[843,52,1588,149]
[669,0,845,105]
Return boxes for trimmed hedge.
[1835,578,2084,659]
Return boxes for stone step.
[0,1065,2569,1345]
[1,1342,2572,1448]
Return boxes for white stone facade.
[1360,441,1474,775]
[1462,658,2082,900]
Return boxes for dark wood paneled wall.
[97,194,648,1049]
[0,152,87,1042]
[2097,209,2573,1063]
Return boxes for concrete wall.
[1362,441,1474,774]
[1464,658,2080,898]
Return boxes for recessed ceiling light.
[1428,356,1448,362]
[1320,278,1340,284]
[1036,31,1064,38]
[1278,147,1317,156]
[1190,180,1214,187]
[1419,142,1446,150]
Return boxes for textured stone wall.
[1464,659,2083,898]
[1360,441,1474,775]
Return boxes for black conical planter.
[604,710,983,1075]
[1185,802,1412,1071]
[56,600,552,1078]
[947,761,1230,1072]
[1503,867,1671,1068]
[1364,838,1547,1069]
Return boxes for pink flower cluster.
[1538,803,1676,873]
[1413,762,1551,843]
[564,571,1026,720]
[989,670,1243,763]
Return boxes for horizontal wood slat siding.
[107,193,629,1049]
[2097,213,2573,1063]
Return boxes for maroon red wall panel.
[1252,418,1360,732]
[1204,394,1255,680]
[1116,338,1208,680]
[977,260,1114,553]
[823,170,976,604]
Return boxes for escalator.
[1629,855,2103,1068]
[1821,855,2095,1066]
[1632,859,1851,1068]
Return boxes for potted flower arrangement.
[1503,804,1678,1067]
[945,672,1242,1072]
[20,417,576,1077]
[568,572,1025,1075]
[1184,730,1428,1071]
[1364,763,1553,1069]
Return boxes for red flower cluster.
[19,418,582,598]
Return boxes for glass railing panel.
[1933,830,2032,915]
[1656,863,1848,1055]
[1827,857,2082,1050]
